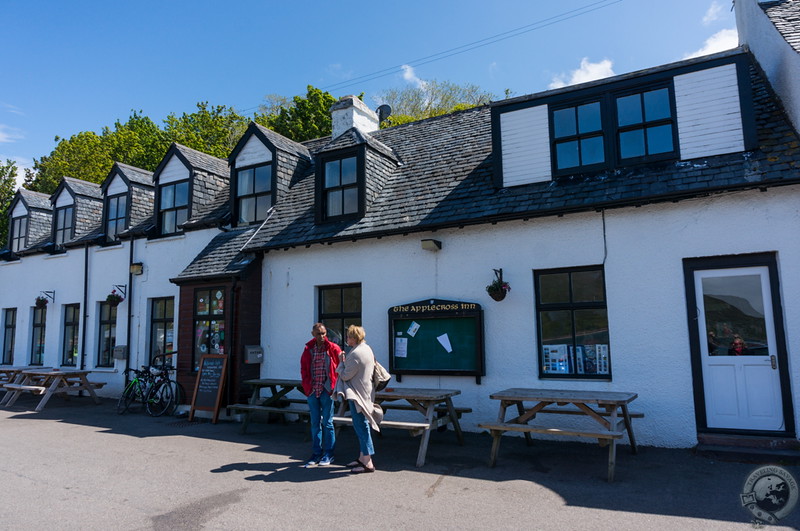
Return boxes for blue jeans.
[307,392,335,458]
[350,400,374,456]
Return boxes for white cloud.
[703,1,724,25]
[548,58,615,90]
[684,28,739,59]
[1,103,24,116]
[401,64,427,89]
[0,155,31,190]
[0,124,23,143]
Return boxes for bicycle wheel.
[146,379,175,417]
[116,382,138,415]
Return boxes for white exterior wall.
[106,174,127,195]
[11,202,27,217]
[736,0,800,134]
[259,185,800,448]
[54,190,74,208]
[234,136,272,168]
[159,156,190,184]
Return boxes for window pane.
[619,130,645,159]
[644,88,671,121]
[325,319,345,347]
[117,195,127,218]
[539,273,570,304]
[161,185,175,209]
[194,320,210,358]
[237,168,254,196]
[196,290,209,315]
[108,197,118,219]
[341,157,357,185]
[342,286,360,313]
[580,136,604,165]
[647,124,674,154]
[616,94,642,127]
[326,190,342,217]
[175,182,189,207]
[553,108,576,138]
[211,289,224,315]
[540,310,573,344]
[153,299,164,319]
[165,299,174,319]
[343,187,358,214]
[321,289,341,314]
[572,270,605,302]
[556,141,579,169]
[254,165,271,193]
[575,309,610,374]
[209,321,224,354]
[239,197,255,224]
[256,194,271,221]
[577,102,601,133]
[176,207,188,228]
[325,160,340,188]
[162,211,176,234]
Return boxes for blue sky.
[0,0,737,189]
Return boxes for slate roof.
[762,0,800,53]
[171,227,259,282]
[18,188,52,211]
[115,162,154,187]
[237,49,800,254]
[253,123,311,160]
[59,176,103,200]
[173,143,229,177]
[318,127,399,161]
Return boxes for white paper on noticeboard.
[407,321,420,337]
[437,333,453,353]
[394,337,408,358]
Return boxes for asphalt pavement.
[0,395,798,530]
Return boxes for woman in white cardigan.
[336,325,383,473]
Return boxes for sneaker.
[304,456,321,468]
[318,455,334,466]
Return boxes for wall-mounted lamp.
[129,262,143,275]
[421,239,442,252]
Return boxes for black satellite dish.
[377,104,392,123]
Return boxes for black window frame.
[30,306,46,365]
[549,82,678,177]
[234,162,273,227]
[158,180,190,236]
[97,302,117,367]
[10,216,27,253]
[534,265,611,380]
[192,288,225,372]
[62,303,80,367]
[149,297,174,365]
[105,192,129,243]
[317,283,362,349]
[53,205,75,247]
[316,149,364,223]
[2,308,16,365]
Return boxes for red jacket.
[300,337,342,396]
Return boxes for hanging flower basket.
[35,296,49,309]
[106,290,124,307]
[486,269,511,302]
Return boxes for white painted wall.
[158,155,190,185]
[736,0,800,134]
[106,174,128,196]
[500,105,551,187]
[258,185,800,448]
[235,135,272,168]
[11,202,27,217]
[54,190,74,208]
[675,64,745,160]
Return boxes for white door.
[694,266,784,431]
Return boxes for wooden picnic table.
[478,388,641,482]
[336,387,468,467]
[0,366,52,405]
[227,378,306,434]
[1,368,105,412]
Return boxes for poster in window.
[596,344,610,374]
[572,346,585,374]
[197,296,209,315]
[582,345,598,374]
[543,344,569,374]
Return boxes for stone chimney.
[330,95,379,139]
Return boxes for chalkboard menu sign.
[189,354,228,423]
[388,299,485,383]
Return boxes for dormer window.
[551,84,676,176]
[10,216,27,253]
[323,155,358,219]
[54,206,74,247]
[159,180,189,235]
[105,193,128,242]
[235,163,272,225]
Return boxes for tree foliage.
[255,86,337,142]
[163,102,249,159]
[0,159,18,246]
[377,80,494,127]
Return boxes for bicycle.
[144,353,185,417]
[116,366,158,415]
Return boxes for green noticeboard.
[388,299,484,383]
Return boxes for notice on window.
[407,321,420,337]
[394,337,408,358]
[543,344,569,374]
[437,333,453,353]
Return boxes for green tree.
[256,86,337,142]
[377,79,494,127]
[163,102,249,159]
[0,159,18,247]
[28,131,110,194]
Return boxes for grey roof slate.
[240,50,800,253]
[60,176,103,200]
[172,227,259,282]
[173,143,229,177]
[115,162,154,187]
[253,123,311,160]
[319,127,399,162]
[18,189,52,211]
[762,0,800,53]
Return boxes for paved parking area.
[0,396,798,530]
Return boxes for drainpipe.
[124,237,135,385]
[80,243,89,370]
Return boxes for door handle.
[771,355,777,370]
